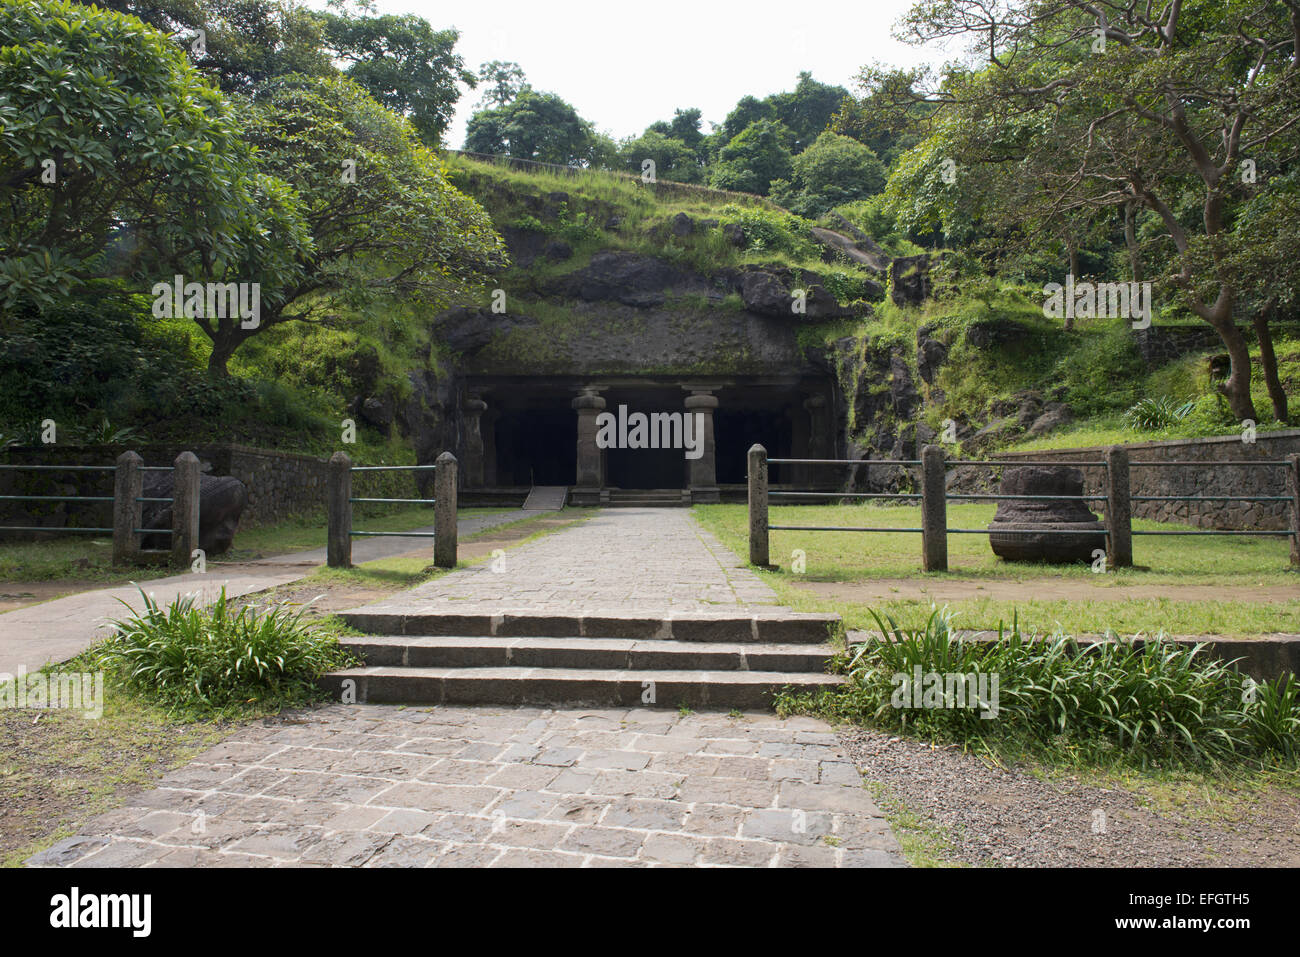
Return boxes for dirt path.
[840,728,1300,867]
[797,578,1300,605]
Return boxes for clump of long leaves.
[97,587,354,712]
[817,607,1300,767]
[1123,395,1195,431]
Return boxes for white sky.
[348,0,944,146]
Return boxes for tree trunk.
[1253,299,1288,423]
[1065,239,1079,332]
[207,338,235,377]
[1211,319,1259,422]
[1123,201,1142,283]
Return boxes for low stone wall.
[998,430,1300,530]
[0,444,333,528]
[1133,322,1300,367]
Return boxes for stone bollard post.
[920,445,948,572]
[1288,453,1300,568]
[112,451,142,566]
[171,451,201,569]
[1105,446,1133,568]
[434,451,458,569]
[327,452,352,568]
[748,444,769,567]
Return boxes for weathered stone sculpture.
[141,472,249,556]
[987,465,1105,563]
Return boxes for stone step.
[339,609,842,644]
[319,666,842,709]
[340,635,834,672]
[604,499,686,507]
[605,489,690,508]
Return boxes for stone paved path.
[22,509,906,868]
[0,510,525,676]
[355,508,779,615]
[29,704,903,868]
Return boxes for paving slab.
[345,509,780,618]
[28,704,905,868]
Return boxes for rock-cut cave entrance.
[469,377,836,492]
[492,406,576,487]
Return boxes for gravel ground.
[839,727,1300,867]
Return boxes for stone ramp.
[324,509,844,709]
[521,486,568,510]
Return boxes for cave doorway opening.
[493,407,576,486]
[713,406,793,484]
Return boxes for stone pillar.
[571,389,605,506]
[327,451,352,568]
[112,451,142,566]
[1106,445,1133,568]
[483,408,499,486]
[171,451,200,568]
[788,406,809,488]
[461,395,487,487]
[685,389,719,504]
[1287,452,1300,568]
[748,444,769,566]
[920,444,948,572]
[803,394,830,488]
[434,451,458,568]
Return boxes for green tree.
[475,60,526,109]
[214,74,505,374]
[769,72,849,153]
[464,87,600,166]
[616,130,703,183]
[876,0,1300,420]
[0,0,292,310]
[321,11,474,146]
[78,1,473,144]
[718,95,774,143]
[709,120,794,195]
[770,131,887,216]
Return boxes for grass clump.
[783,607,1300,769]
[93,587,357,716]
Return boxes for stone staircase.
[605,488,691,507]
[320,609,843,710]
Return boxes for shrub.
[1051,323,1146,414]
[719,204,817,260]
[797,607,1300,767]
[96,588,356,713]
[1123,395,1195,431]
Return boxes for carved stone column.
[571,389,606,505]
[804,394,829,487]
[685,389,719,503]
[461,394,487,487]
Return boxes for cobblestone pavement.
[29,704,904,868]
[354,508,779,615]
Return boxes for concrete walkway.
[0,510,525,676]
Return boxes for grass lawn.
[694,503,1300,636]
[0,505,515,585]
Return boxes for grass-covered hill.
[5,151,1294,464]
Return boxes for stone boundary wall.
[997,430,1300,530]
[1133,322,1300,367]
[1,444,333,528]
